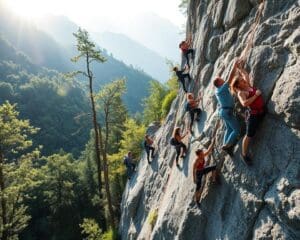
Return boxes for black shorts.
[246,113,264,137]
[195,165,216,191]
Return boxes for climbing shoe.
[241,154,253,166]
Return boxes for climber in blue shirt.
[213,60,241,156]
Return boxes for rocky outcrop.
[119,0,300,239]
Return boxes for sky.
[3,0,186,29]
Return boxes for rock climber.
[173,66,191,93]
[230,61,265,165]
[193,121,220,206]
[123,151,136,179]
[193,140,218,206]
[179,35,194,68]
[213,60,241,156]
[170,127,189,168]
[186,93,202,134]
[144,134,155,164]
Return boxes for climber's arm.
[204,138,215,157]
[227,60,240,85]
[237,90,261,107]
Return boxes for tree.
[40,152,81,239]
[71,28,106,202]
[119,118,146,158]
[80,218,102,240]
[96,79,127,228]
[143,81,168,125]
[0,102,39,240]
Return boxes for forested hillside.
[0,4,154,113]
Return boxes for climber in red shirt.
[193,138,217,206]
[179,35,194,68]
[192,121,220,206]
[230,60,265,165]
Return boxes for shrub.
[147,209,158,230]
[161,90,177,118]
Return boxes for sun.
[4,0,48,19]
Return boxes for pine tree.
[0,102,39,240]
[71,28,106,202]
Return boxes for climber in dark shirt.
[173,66,191,93]
[123,151,136,179]
[186,93,202,134]
[171,127,189,168]
[144,134,155,164]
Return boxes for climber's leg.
[175,145,181,166]
[179,78,188,93]
[189,110,195,132]
[180,142,187,157]
[195,171,204,203]
[195,108,201,121]
[242,113,263,164]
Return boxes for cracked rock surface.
[119,0,300,239]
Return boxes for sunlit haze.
[4,0,186,28]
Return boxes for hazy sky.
[4,0,186,28]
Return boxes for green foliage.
[161,90,177,118]
[72,28,106,64]
[0,35,91,157]
[80,218,102,240]
[96,78,128,154]
[143,81,168,125]
[120,118,146,159]
[147,209,158,230]
[0,101,39,155]
[0,102,40,240]
[102,228,117,240]
[41,152,77,212]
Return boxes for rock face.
[119,0,300,239]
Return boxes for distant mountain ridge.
[0,8,154,113]
[93,31,170,82]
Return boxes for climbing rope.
[240,0,266,62]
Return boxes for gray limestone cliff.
[119,0,300,239]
